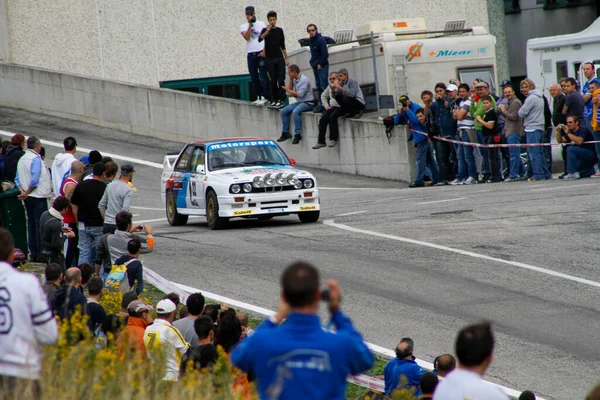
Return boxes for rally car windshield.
[207,140,291,171]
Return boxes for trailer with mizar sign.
[288,18,498,108]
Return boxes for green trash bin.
[0,188,28,257]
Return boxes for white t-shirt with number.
[240,21,267,53]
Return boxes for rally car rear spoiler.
[163,153,179,171]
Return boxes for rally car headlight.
[264,173,276,186]
[230,184,241,194]
[242,183,252,193]
[287,174,299,185]
[303,179,314,189]
[252,176,265,188]
[294,181,303,189]
[275,173,288,185]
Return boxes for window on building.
[556,61,568,81]
[543,0,595,9]
[458,67,496,94]
[207,84,241,100]
[504,0,520,13]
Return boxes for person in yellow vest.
[143,299,189,381]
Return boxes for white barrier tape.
[143,267,537,399]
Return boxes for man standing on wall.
[240,6,269,106]
[260,11,289,110]
[307,24,329,113]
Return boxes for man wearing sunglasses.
[307,24,329,113]
[557,115,597,181]
[240,6,269,106]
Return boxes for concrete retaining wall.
[0,63,415,182]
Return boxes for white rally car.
[160,137,320,229]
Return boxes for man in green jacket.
[470,81,497,182]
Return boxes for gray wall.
[0,0,9,62]
[5,0,490,86]
[0,63,415,182]
[505,1,597,77]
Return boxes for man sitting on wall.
[277,64,314,145]
[331,68,365,120]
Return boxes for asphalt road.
[1,106,598,399]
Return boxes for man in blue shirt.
[231,261,373,400]
[307,24,329,113]
[395,100,440,187]
[277,64,314,145]
[384,337,427,396]
[558,115,597,180]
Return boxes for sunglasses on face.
[246,12,254,16]
[307,29,316,33]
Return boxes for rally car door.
[188,146,206,213]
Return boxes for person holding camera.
[231,261,373,399]
[94,211,154,282]
[259,11,289,110]
[557,115,597,181]
[240,6,269,106]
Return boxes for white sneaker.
[449,178,463,185]
[256,97,268,106]
[563,172,580,181]
[464,177,477,185]
[251,98,263,105]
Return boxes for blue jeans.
[593,131,600,170]
[506,133,525,179]
[415,140,439,185]
[543,128,553,172]
[24,197,48,259]
[476,130,489,178]
[566,145,598,174]
[456,130,477,180]
[78,223,104,264]
[247,52,269,99]
[313,66,329,108]
[526,130,551,180]
[281,102,313,135]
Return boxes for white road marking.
[336,210,367,217]
[323,219,600,289]
[0,130,164,169]
[131,206,165,211]
[531,183,597,192]
[144,267,526,398]
[417,197,466,205]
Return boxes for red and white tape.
[410,129,600,149]
[347,374,385,392]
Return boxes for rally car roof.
[192,137,270,145]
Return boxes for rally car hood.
[208,164,314,182]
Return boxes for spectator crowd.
[393,64,600,188]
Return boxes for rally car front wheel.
[206,190,229,230]
[298,211,320,223]
[166,190,188,226]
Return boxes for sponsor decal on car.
[267,208,286,213]
[207,140,277,151]
[299,206,317,210]
[233,210,253,216]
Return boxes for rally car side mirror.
[196,164,205,174]
[290,158,297,167]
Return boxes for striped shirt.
[457,98,475,130]
[144,318,190,381]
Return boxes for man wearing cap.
[144,299,190,381]
[240,6,269,106]
[426,83,458,184]
[470,81,496,182]
[117,299,153,357]
[98,163,135,234]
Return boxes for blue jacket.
[309,33,329,69]
[231,311,373,400]
[395,106,428,144]
[384,357,427,396]
[430,97,457,137]
[0,155,5,182]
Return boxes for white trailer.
[288,19,498,110]
[526,17,600,92]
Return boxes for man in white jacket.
[51,137,78,196]
[0,228,58,398]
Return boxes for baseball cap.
[446,84,458,92]
[475,81,489,88]
[245,5,255,13]
[398,95,409,103]
[127,300,153,314]
[121,163,135,173]
[156,299,177,314]
[501,80,512,87]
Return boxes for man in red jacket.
[117,300,153,358]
